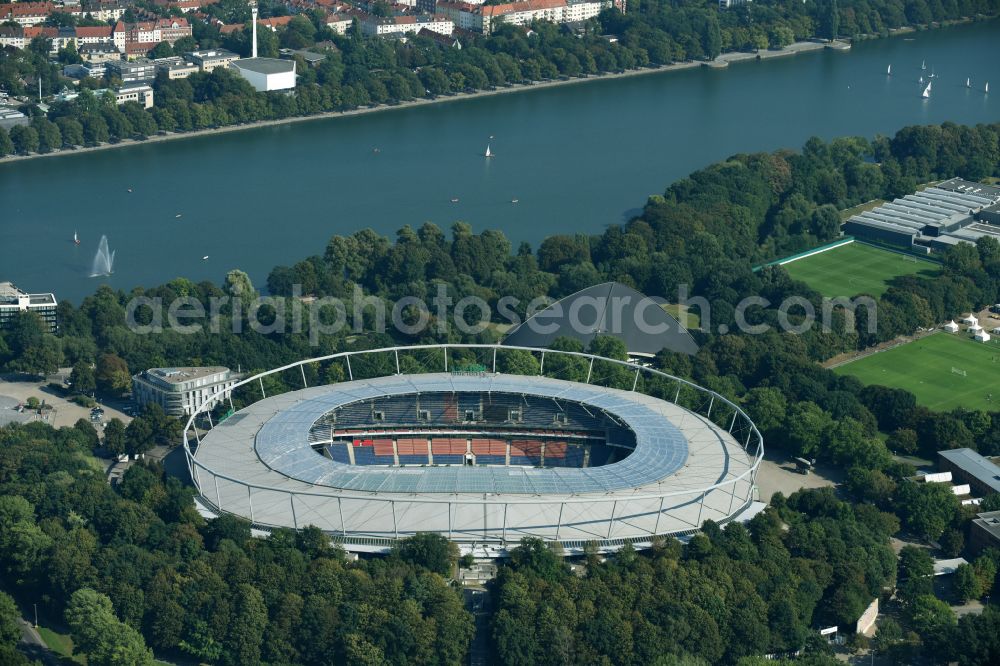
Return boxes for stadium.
[183,345,763,555]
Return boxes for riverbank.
[0,40,846,165]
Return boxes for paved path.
[16,618,59,666]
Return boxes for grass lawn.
[783,242,939,298]
[834,332,1000,411]
[37,626,82,664]
[662,303,701,331]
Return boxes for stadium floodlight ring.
[183,344,763,554]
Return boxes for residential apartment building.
[75,25,115,45]
[132,367,241,416]
[0,282,58,332]
[325,12,353,33]
[0,2,55,27]
[438,0,607,35]
[359,13,454,37]
[74,1,129,22]
[113,18,192,52]
[79,41,121,62]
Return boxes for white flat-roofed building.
[133,366,241,416]
[152,55,199,79]
[230,57,296,91]
[230,5,296,91]
[115,84,154,109]
[0,282,57,332]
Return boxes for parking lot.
[0,370,132,430]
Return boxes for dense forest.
[2,0,1000,155]
[0,423,473,665]
[3,121,1000,663]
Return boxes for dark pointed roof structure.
[502,282,699,356]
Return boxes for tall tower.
[250,2,258,59]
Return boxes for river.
[1,21,998,304]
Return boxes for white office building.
[132,367,241,416]
[0,282,57,332]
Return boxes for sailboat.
[919,76,923,84]
[967,78,971,88]
[887,64,891,75]
[922,82,931,99]
[921,60,926,70]
[73,231,80,245]
[986,82,990,94]
[484,144,493,158]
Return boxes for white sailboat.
[887,64,891,75]
[922,82,931,98]
[921,59,926,70]
[986,82,990,94]
[484,144,493,158]
[919,76,923,84]
[967,77,971,88]
[73,231,80,245]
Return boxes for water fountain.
[90,235,115,277]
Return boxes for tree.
[821,0,840,41]
[895,481,960,541]
[70,360,96,395]
[56,116,84,147]
[8,125,39,155]
[224,269,256,307]
[66,588,154,666]
[0,127,12,157]
[125,416,156,456]
[955,563,982,603]
[939,528,964,558]
[104,418,127,457]
[898,545,934,601]
[906,594,955,636]
[225,584,267,666]
[95,353,131,395]
[0,591,20,649]
[392,532,458,576]
[149,41,173,59]
[4,312,62,376]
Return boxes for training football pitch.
[783,242,939,298]
[834,333,1000,411]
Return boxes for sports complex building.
[184,345,763,555]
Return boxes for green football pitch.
[834,333,1000,411]
[783,242,939,298]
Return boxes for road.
[16,618,59,666]
[464,588,490,666]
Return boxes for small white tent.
[975,330,991,343]
[969,323,984,333]
[944,320,960,333]
[962,314,979,326]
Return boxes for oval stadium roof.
[502,282,698,356]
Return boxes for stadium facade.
[184,345,763,555]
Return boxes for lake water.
[1,21,998,304]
